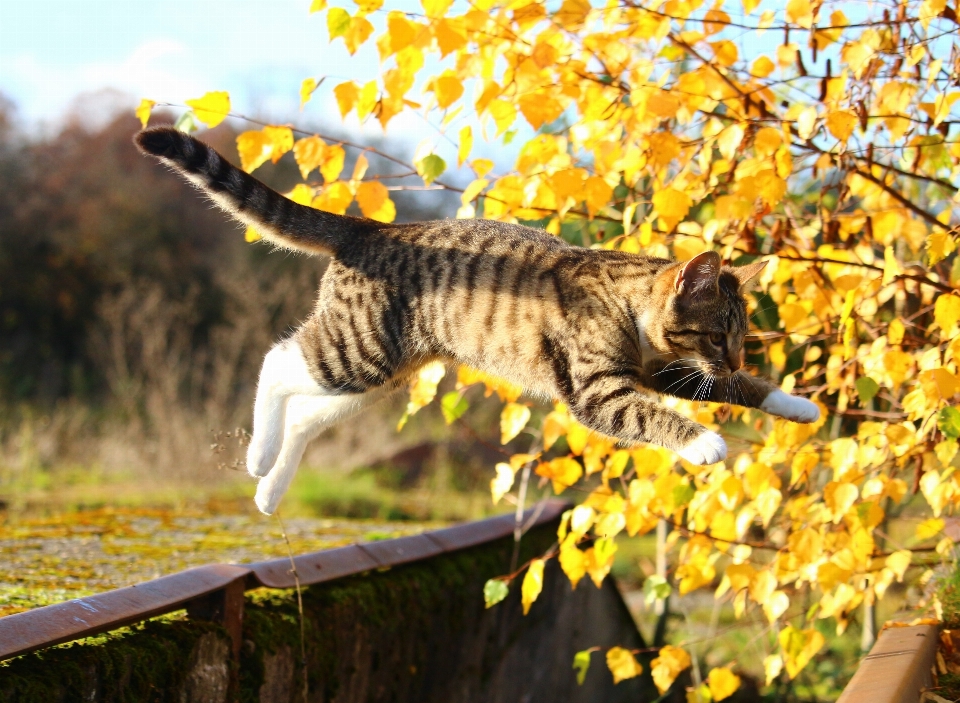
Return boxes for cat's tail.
[134,127,369,256]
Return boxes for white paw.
[678,431,727,465]
[255,478,283,515]
[761,390,820,423]
[247,439,280,478]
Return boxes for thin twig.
[276,511,308,703]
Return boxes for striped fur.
[135,128,819,513]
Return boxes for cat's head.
[645,251,766,377]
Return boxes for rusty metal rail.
[0,501,567,663]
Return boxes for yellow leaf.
[285,184,313,206]
[490,462,515,504]
[402,361,446,423]
[651,645,690,693]
[236,130,273,173]
[556,0,591,29]
[135,98,155,128]
[935,294,960,338]
[385,11,418,55]
[711,40,738,67]
[320,145,345,184]
[434,18,467,57]
[327,7,350,41]
[518,92,565,130]
[607,646,644,685]
[888,318,905,345]
[917,517,945,540]
[796,106,818,140]
[500,402,531,444]
[885,550,911,581]
[353,0,382,13]
[488,99,517,135]
[300,78,318,110]
[422,0,453,19]
[244,226,261,243]
[763,590,790,623]
[754,127,782,157]
[779,626,825,679]
[928,232,957,266]
[356,180,396,222]
[535,457,583,494]
[356,80,378,121]
[742,0,761,13]
[920,368,960,399]
[751,55,775,78]
[584,176,613,218]
[824,481,859,523]
[707,667,741,701]
[433,73,463,109]
[458,125,472,167]
[764,655,783,686]
[652,188,692,230]
[312,182,353,215]
[521,558,544,615]
[786,0,813,27]
[263,126,293,164]
[559,538,587,588]
[309,0,326,10]
[344,16,375,54]
[293,136,326,179]
[186,91,230,128]
[334,81,359,118]
[826,110,856,141]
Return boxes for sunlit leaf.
[135,98,155,128]
[521,559,544,615]
[607,646,643,685]
[185,91,230,128]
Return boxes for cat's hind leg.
[254,386,397,515]
[247,340,324,478]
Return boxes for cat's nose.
[727,352,741,371]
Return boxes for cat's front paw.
[678,431,727,465]
[761,390,820,423]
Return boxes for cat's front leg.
[645,367,820,423]
[565,375,727,465]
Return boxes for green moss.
[3,523,557,703]
[938,563,960,629]
[0,617,225,703]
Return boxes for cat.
[135,127,819,515]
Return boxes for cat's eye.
[708,332,725,346]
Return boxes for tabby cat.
[135,127,819,515]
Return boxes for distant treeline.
[0,96,452,412]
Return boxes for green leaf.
[416,154,446,185]
[643,574,671,604]
[938,406,960,440]
[673,482,695,508]
[483,579,509,608]
[855,376,880,404]
[573,649,593,685]
[327,7,351,39]
[173,111,198,134]
[440,391,469,425]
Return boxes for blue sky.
[0,0,402,131]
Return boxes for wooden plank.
[837,624,939,703]
[0,564,251,661]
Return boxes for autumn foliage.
[139,0,960,694]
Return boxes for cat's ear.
[675,251,721,301]
[732,259,768,289]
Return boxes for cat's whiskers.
[661,370,702,396]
